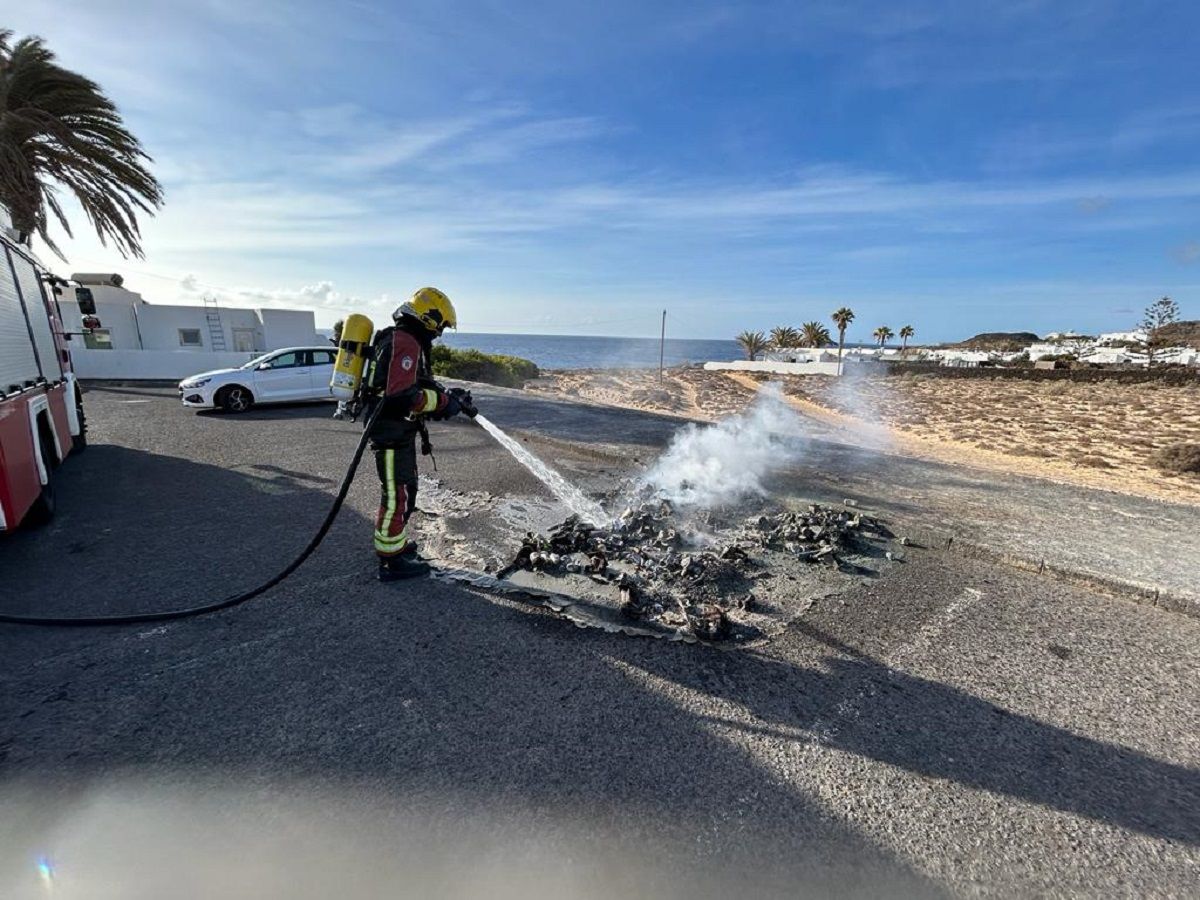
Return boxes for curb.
[903,525,1197,619]
[81,379,178,388]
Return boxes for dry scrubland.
[526,368,1200,505]
[526,367,759,419]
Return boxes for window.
[309,350,335,366]
[83,328,113,350]
[178,328,203,347]
[262,351,299,369]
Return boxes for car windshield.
[240,352,277,369]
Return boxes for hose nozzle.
[450,387,478,418]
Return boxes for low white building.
[762,348,840,364]
[1155,346,1199,366]
[1079,346,1145,365]
[56,273,323,380]
[1027,341,1094,360]
[934,350,987,367]
[58,274,317,353]
[1097,329,1148,345]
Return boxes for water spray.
[449,388,606,525]
[473,413,607,525]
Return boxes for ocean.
[440,332,742,370]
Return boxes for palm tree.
[769,325,800,349]
[0,29,163,258]
[899,324,914,352]
[800,321,831,348]
[831,307,855,375]
[736,330,769,361]
[331,319,344,346]
[873,325,894,348]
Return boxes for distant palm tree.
[736,330,769,361]
[331,319,344,346]
[769,325,801,349]
[873,325,894,348]
[0,29,163,258]
[800,321,831,348]
[831,307,855,375]
[899,324,915,352]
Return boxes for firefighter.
[358,287,467,581]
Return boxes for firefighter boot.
[378,555,431,581]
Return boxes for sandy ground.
[525,367,1200,506]
[526,367,759,421]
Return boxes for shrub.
[431,345,540,388]
[1150,443,1200,475]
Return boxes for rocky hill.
[1155,320,1200,349]
[947,331,1040,350]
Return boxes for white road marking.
[807,586,985,749]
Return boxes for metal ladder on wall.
[203,296,227,350]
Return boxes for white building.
[1097,329,1148,345]
[56,273,323,380]
[922,349,993,367]
[1078,346,1145,365]
[762,348,840,364]
[58,274,317,353]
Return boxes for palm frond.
[735,330,769,361]
[769,325,800,349]
[0,32,162,258]
[800,321,831,347]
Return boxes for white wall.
[261,308,320,348]
[704,359,842,376]
[71,348,259,380]
[57,294,317,353]
[135,304,264,352]
[58,298,143,349]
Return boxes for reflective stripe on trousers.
[374,444,418,557]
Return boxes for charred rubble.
[500,495,894,641]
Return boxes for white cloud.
[328,114,503,175]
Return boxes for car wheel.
[217,385,254,413]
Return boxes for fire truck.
[0,231,86,531]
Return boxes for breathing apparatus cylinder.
[330,314,375,399]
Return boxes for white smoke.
[638,382,807,509]
[823,360,894,451]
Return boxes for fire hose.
[0,388,478,628]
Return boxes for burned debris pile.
[501,496,894,641]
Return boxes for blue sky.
[12,0,1200,341]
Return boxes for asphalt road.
[1,385,1197,898]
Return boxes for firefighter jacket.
[361,323,451,444]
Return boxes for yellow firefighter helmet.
[395,286,457,334]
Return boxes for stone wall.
[883,362,1200,385]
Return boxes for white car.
[178,346,338,413]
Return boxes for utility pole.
[658,309,666,383]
